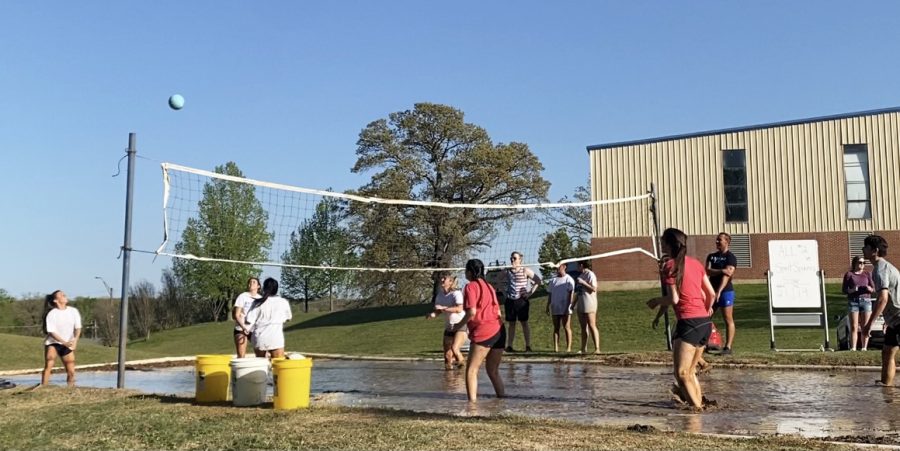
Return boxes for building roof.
[586,106,900,151]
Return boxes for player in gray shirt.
[861,235,900,385]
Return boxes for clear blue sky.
[2,1,898,298]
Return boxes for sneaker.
[721,347,733,355]
[861,347,868,351]
[525,346,534,353]
[505,346,515,353]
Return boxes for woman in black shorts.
[453,259,505,402]
[647,228,717,409]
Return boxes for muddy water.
[10,361,900,438]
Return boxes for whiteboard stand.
[767,270,831,352]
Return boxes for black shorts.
[233,329,250,337]
[885,325,900,348]
[46,343,72,357]
[504,297,530,322]
[673,318,712,347]
[475,325,507,350]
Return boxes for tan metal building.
[587,107,900,284]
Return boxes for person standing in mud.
[860,235,900,385]
[647,228,717,408]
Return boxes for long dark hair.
[41,290,61,335]
[466,259,485,280]
[662,228,688,288]
[253,278,279,306]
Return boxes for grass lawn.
[2,284,884,372]
[0,386,858,451]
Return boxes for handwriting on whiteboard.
[768,240,821,308]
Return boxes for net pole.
[650,183,672,351]
[117,133,136,388]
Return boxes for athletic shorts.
[717,290,735,308]
[673,318,712,347]
[46,343,73,358]
[233,328,250,337]
[505,297,530,322]
[885,325,900,348]
[474,325,507,350]
[848,297,873,313]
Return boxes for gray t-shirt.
[873,259,900,327]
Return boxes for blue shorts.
[848,297,873,313]
[717,291,735,308]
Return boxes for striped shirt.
[506,267,531,300]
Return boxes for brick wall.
[591,230,900,287]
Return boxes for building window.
[844,144,872,219]
[723,150,748,222]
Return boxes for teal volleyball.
[168,94,185,110]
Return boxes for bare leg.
[578,313,588,353]
[674,340,704,408]
[485,348,505,398]
[552,316,561,352]
[562,314,572,352]
[452,331,467,364]
[466,344,491,402]
[522,321,532,349]
[234,332,248,358]
[41,346,58,386]
[587,312,601,354]
[443,335,454,368]
[506,321,517,349]
[722,306,735,350]
[62,352,76,387]
[882,346,899,386]
[859,311,872,350]
[849,311,860,351]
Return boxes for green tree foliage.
[282,196,358,311]
[538,229,593,280]
[0,288,14,303]
[350,103,550,305]
[172,162,272,321]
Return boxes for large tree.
[172,162,272,321]
[281,196,358,312]
[542,180,592,247]
[350,103,550,305]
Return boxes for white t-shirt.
[548,274,575,315]
[44,307,83,345]
[435,290,465,328]
[246,296,292,351]
[233,291,260,331]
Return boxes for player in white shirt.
[244,278,293,358]
[41,290,82,386]
[231,277,261,358]
[426,273,467,369]
[546,263,576,353]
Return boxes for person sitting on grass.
[427,273,467,369]
[41,290,82,387]
[245,278,292,359]
[453,258,505,402]
[646,228,717,409]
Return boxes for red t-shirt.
[663,256,709,320]
[463,279,502,342]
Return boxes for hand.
[426,312,436,319]
[646,297,661,309]
[861,322,872,338]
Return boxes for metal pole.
[820,270,831,350]
[649,183,672,351]
[117,133,136,388]
[767,270,776,350]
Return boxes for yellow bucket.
[195,354,232,403]
[273,358,313,410]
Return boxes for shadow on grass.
[287,304,431,331]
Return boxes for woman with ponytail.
[647,228,717,409]
[244,278,292,358]
[41,290,82,386]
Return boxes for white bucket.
[230,357,270,407]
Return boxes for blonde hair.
[441,273,460,291]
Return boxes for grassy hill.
[2,284,883,372]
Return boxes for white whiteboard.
[768,240,822,308]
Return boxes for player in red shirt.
[647,228,717,409]
[453,258,506,402]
